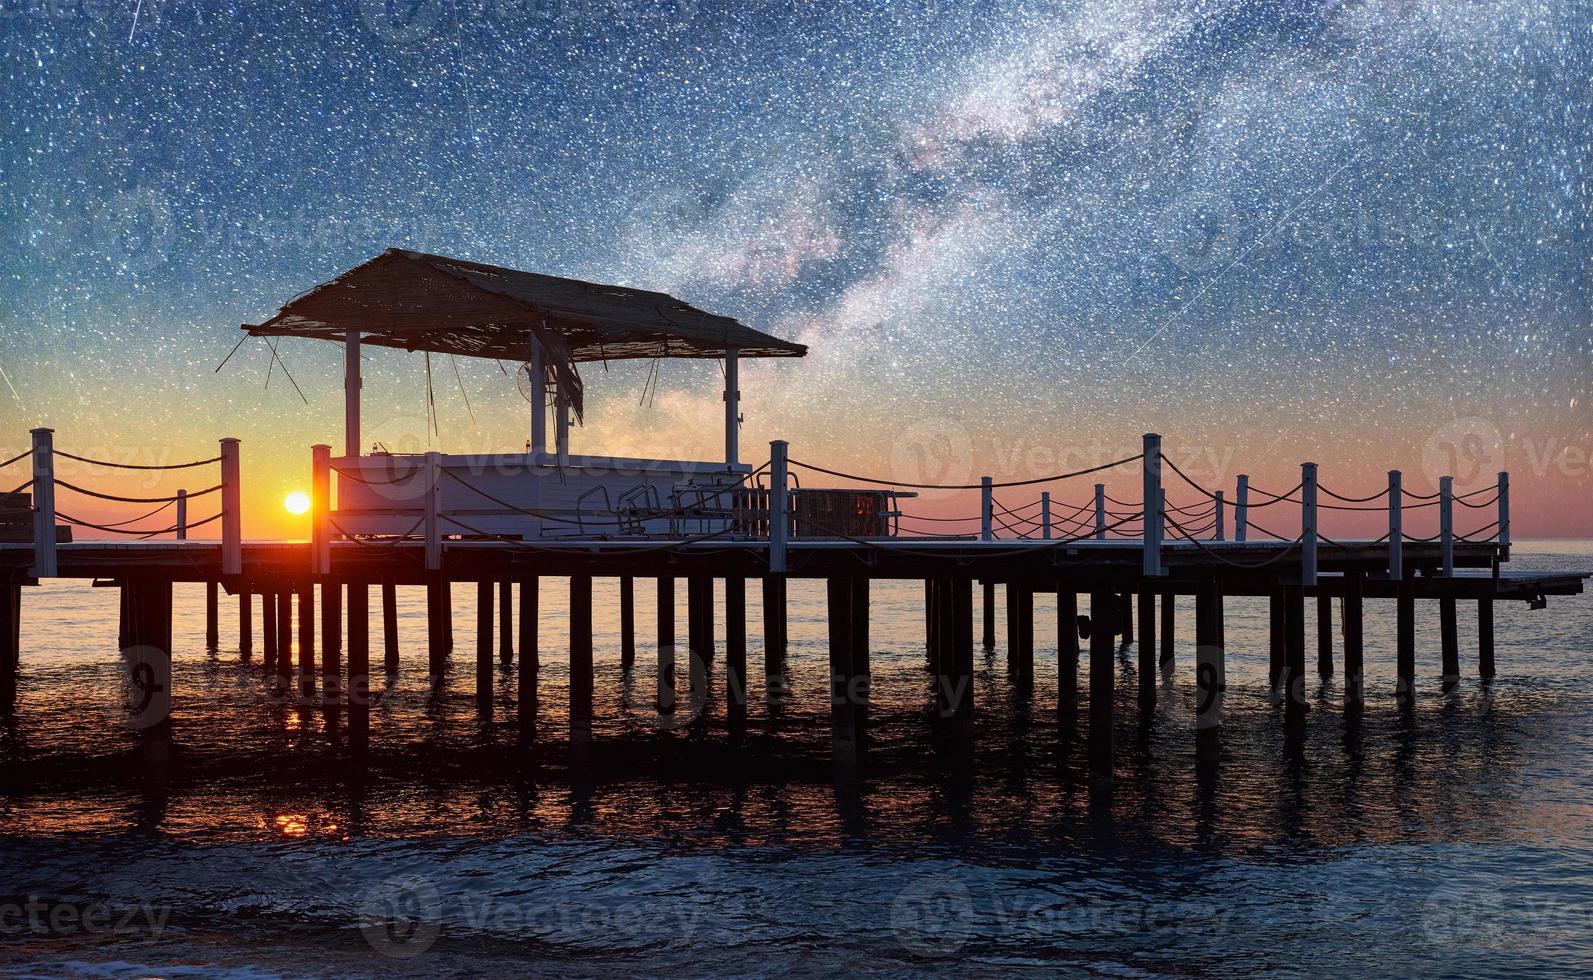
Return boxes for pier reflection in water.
[0,544,1589,976]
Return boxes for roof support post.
[424,451,442,572]
[555,388,570,464]
[528,338,546,457]
[344,328,361,458]
[769,440,789,573]
[312,444,331,576]
[724,348,740,467]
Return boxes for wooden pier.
[0,252,1584,780]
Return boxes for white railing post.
[1094,483,1106,539]
[176,489,188,540]
[344,328,362,458]
[424,451,442,572]
[312,444,331,576]
[1387,469,1403,580]
[769,440,789,573]
[1497,471,1510,549]
[1301,462,1318,587]
[1142,433,1163,576]
[1214,490,1225,541]
[220,438,241,575]
[1235,474,1249,543]
[1041,491,1051,541]
[980,476,993,541]
[29,427,56,579]
[1439,475,1454,576]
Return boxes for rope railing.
[1318,483,1390,503]
[435,462,771,530]
[53,449,221,470]
[1164,511,1305,568]
[785,452,1142,491]
[58,510,222,538]
[53,479,220,505]
[0,449,30,470]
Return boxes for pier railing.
[3,429,1511,585]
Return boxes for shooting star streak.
[0,362,21,407]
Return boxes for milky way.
[0,1,1588,534]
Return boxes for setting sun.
[284,491,311,516]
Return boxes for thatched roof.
[242,248,808,363]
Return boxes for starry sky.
[1,0,1589,538]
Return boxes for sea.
[0,541,1589,977]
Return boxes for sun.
[284,491,311,516]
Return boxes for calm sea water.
[1,542,1590,977]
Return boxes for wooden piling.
[321,580,341,695]
[1316,591,1333,677]
[261,591,278,667]
[518,577,538,724]
[1088,590,1115,780]
[346,582,369,751]
[275,591,292,691]
[297,584,315,696]
[121,577,173,737]
[982,581,996,650]
[1159,591,1174,668]
[657,576,675,713]
[205,581,219,651]
[238,592,253,657]
[1268,586,1284,694]
[725,576,747,721]
[827,577,861,761]
[381,582,398,673]
[851,578,871,676]
[1440,595,1459,690]
[1283,582,1306,718]
[476,580,493,710]
[1057,582,1078,724]
[762,576,787,677]
[934,578,971,719]
[1343,572,1365,709]
[0,583,19,713]
[569,575,594,724]
[1137,590,1155,708]
[619,575,635,670]
[953,577,972,683]
[1006,582,1033,690]
[1396,579,1416,708]
[1477,595,1495,678]
[426,576,449,681]
[499,580,513,666]
[1194,579,1224,766]
[686,576,710,663]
